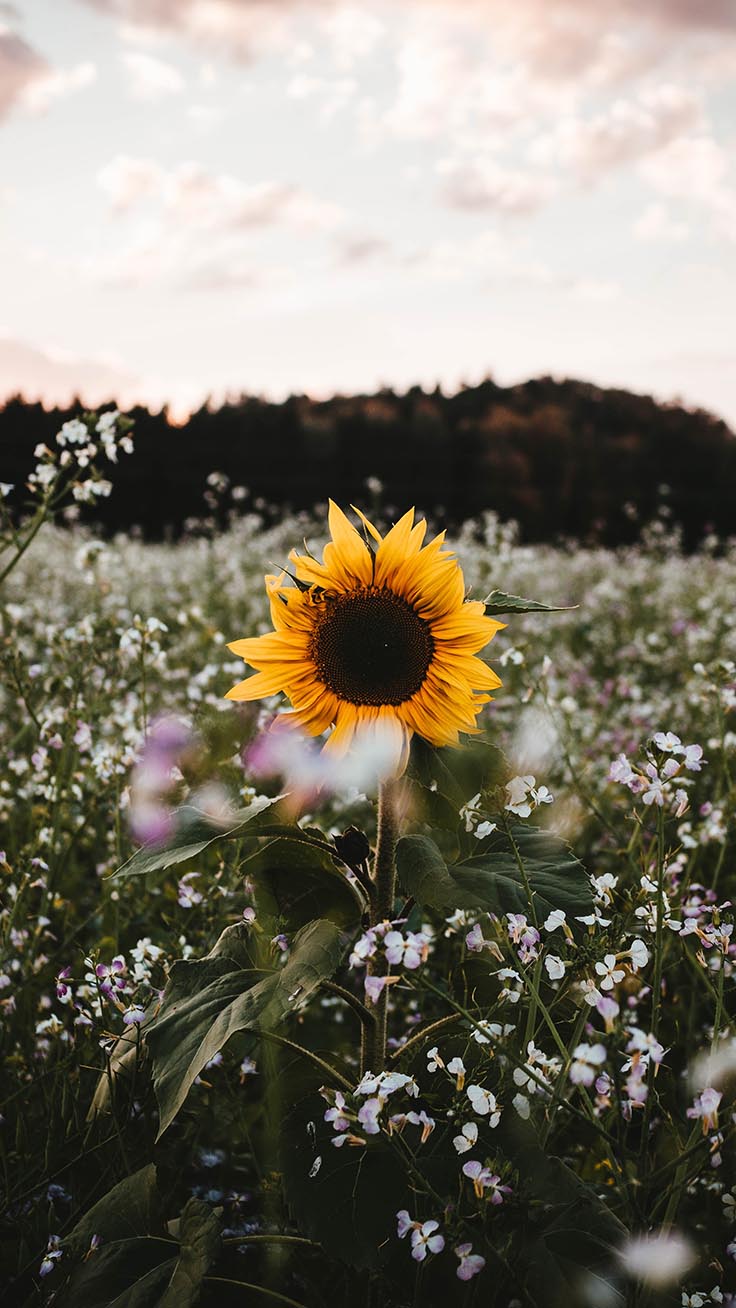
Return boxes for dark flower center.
[311,587,434,705]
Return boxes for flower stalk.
[361,778,401,1074]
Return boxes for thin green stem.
[388,1013,462,1062]
[204,1277,308,1308]
[256,1029,352,1092]
[362,779,400,1074]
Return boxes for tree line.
[1,376,734,546]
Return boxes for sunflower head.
[226,502,505,774]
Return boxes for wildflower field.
[1,415,735,1308]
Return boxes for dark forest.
[2,374,734,545]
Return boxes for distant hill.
[1,377,734,546]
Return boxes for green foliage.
[63,1164,163,1259]
[146,919,348,1137]
[112,795,290,880]
[396,825,594,922]
[407,735,508,809]
[245,835,367,929]
[158,1199,222,1308]
[483,589,577,615]
[59,1189,221,1308]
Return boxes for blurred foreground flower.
[247,715,406,802]
[618,1230,696,1287]
[226,501,504,775]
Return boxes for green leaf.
[87,1026,145,1121]
[245,836,366,929]
[158,1199,221,1308]
[111,795,293,880]
[146,919,348,1138]
[63,1165,163,1259]
[521,1150,627,1306]
[60,1238,176,1308]
[396,824,593,922]
[483,589,577,615]
[407,736,507,810]
[281,1094,411,1270]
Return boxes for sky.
[1,0,735,423]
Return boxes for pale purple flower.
[570,1043,607,1086]
[628,939,649,970]
[504,775,536,817]
[364,974,392,1005]
[682,743,704,771]
[357,1096,382,1135]
[545,954,566,981]
[122,1004,146,1026]
[405,1110,435,1143]
[687,1087,722,1134]
[396,1209,413,1239]
[453,1121,478,1153]
[73,721,92,752]
[609,753,636,785]
[462,1161,511,1204]
[410,1220,445,1262]
[641,765,665,807]
[467,1084,501,1126]
[39,1235,63,1278]
[384,929,430,970]
[506,913,529,944]
[455,1243,486,1281]
[324,1092,350,1133]
[177,873,203,908]
[595,954,625,991]
[426,1045,444,1073]
[596,994,620,1030]
[475,820,497,839]
[544,909,567,933]
[653,732,682,753]
[447,1056,466,1089]
[465,923,485,952]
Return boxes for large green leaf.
[63,1166,163,1259]
[112,795,294,880]
[60,1238,176,1308]
[146,919,348,1137]
[245,836,366,929]
[483,589,577,615]
[281,1094,411,1270]
[158,1199,221,1308]
[407,736,507,810]
[396,824,593,923]
[519,1148,627,1307]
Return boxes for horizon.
[1,1,736,425]
[2,367,734,434]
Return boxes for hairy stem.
[361,779,400,1074]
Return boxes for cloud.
[121,50,186,100]
[0,27,48,120]
[84,154,345,289]
[21,60,97,112]
[97,154,344,231]
[437,156,556,215]
[79,0,312,61]
[633,200,689,241]
[0,334,140,407]
[639,134,736,241]
[0,28,97,120]
[532,84,703,176]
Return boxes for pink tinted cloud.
[0,27,49,120]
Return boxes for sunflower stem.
[361,778,400,1074]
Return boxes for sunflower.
[225,502,504,773]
